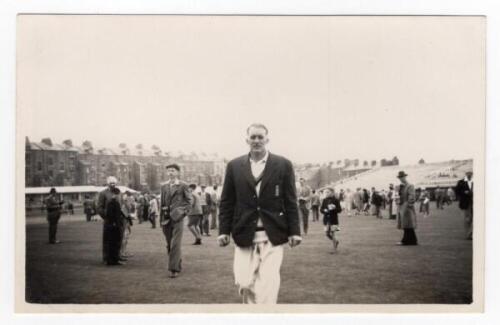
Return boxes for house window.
[48,170,53,177]
[59,161,65,171]
[37,162,42,171]
[48,157,54,165]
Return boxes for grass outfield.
[25,203,472,304]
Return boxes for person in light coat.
[396,171,418,246]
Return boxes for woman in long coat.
[396,171,418,245]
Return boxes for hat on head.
[397,171,408,178]
[166,163,180,171]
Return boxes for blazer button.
[257,206,261,211]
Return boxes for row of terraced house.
[25,137,226,192]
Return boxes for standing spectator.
[148,194,159,229]
[387,184,397,220]
[339,189,345,208]
[97,177,125,265]
[320,187,342,253]
[353,188,363,215]
[137,195,144,224]
[298,178,312,234]
[310,190,321,222]
[187,184,203,245]
[66,200,74,215]
[455,170,473,240]
[447,187,456,202]
[45,188,63,244]
[435,187,444,210]
[160,164,193,278]
[120,191,134,261]
[344,188,354,217]
[371,189,383,218]
[380,189,387,210]
[362,189,370,215]
[83,195,96,222]
[419,188,430,217]
[210,185,219,230]
[199,185,212,236]
[142,193,150,224]
[396,171,418,246]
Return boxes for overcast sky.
[18,15,485,165]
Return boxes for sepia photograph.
[15,14,485,312]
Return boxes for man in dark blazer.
[218,123,301,304]
[455,170,473,240]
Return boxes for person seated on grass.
[320,187,342,253]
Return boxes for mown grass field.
[25,203,472,304]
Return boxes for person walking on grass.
[160,164,193,278]
[187,184,203,245]
[310,189,321,222]
[320,187,342,254]
[218,123,301,304]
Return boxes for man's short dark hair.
[166,163,180,171]
[246,123,269,135]
[49,188,57,194]
[189,184,197,190]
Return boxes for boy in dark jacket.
[320,187,342,253]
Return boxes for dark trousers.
[201,205,210,235]
[48,216,60,243]
[311,205,319,221]
[103,223,123,264]
[149,214,157,228]
[299,202,309,234]
[210,207,218,229]
[401,228,418,245]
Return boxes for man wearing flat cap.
[396,171,418,245]
[160,164,193,278]
[455,169,473,240]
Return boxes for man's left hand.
[288,235,302,248]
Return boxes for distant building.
[25,137,226,191]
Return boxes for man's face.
[398,176,407,184]
[166,168,179,178]
[108,182,116,189]
[299,179,305,185]
[466,172,473,180]
[246,126,269,154]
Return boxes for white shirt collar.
[249,150,269,165]
[167,179,180,185]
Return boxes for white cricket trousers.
[233,240,284,304]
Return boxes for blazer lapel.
[241,157,257,193]
[259,153,279,196]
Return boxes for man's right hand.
[217,234,230,247]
